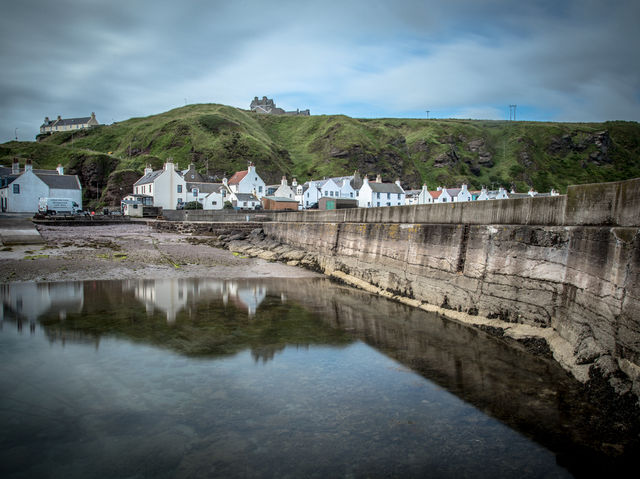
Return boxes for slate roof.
[36,173,81,190]
[234,193,258,201]
[186,182,225,194]
[134,170,163,186]
[41,117,92,128]
[367,182,404,194]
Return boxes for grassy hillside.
[2,103,639,206]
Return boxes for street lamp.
[14,128,18,140]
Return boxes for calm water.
[0,278,630,478]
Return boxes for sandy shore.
[0,223,319,283]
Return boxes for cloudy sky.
[2,0,639,142]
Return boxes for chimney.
[292,178,297,187]
[422,183,428,191]
[144,164,153,175]
[25,159,33,172]
[164,159,175,173]
[12,158,19,174]
[281,175,287,186]
[222,177,228,185]
[56,164,64,175]
[57,115,62,121]
[363,176,369,185]
[437,186,442,191]
[375,174,382,183]
[91,112,96,119]
[44,117,50,124]
[395,179,402,189]
[461,184,468,192]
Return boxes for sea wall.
[253,178,640,397]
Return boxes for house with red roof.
[226,163,266,199]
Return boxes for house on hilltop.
[0,159,82,213]
[40,112,99,135]
[250,96,310,116]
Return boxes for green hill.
[1,103,639,207]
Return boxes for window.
[350,192,353,198]
[387,193,390,199]
[212,201,217,205]
[243,201,247,206]
[377,202,380,207]
[149,185,152,193]
[376,192,380,199]
[387,202,391,206]
[192,189,198,197]
[258,186,263,193]
[13,183,20,194]
[443,198,447,203]
[177,185,182,193]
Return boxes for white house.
[274,176,295,200]
[477,187,509,201]
[186,182,226,210]
[358,175,405,208]
[317,178,342,199]
[0,160,82,213]
[228,191,260,210]
[292,178,304,206]
[227,163,266,198]
[133,160,186,210]
[301,181,321,208]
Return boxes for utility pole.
[426,110,430,120]
[509,104,517,121]
[14,128,18,140]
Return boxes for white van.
[38,197,83,215]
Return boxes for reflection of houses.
[0,282,84,325]
[226,282,267,317]
[124,279,267,322]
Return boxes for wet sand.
[0,223,319,283]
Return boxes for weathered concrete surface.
[0,215,44,245]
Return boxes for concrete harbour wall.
[257,178,640,396]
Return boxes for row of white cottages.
[128,160,557,212]
[128,162,410,211]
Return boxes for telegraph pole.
[426,110,430,120]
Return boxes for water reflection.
[0,278,636,477]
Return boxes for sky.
[1,0,639,142]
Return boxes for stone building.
[40,112,99,134]
[250,96,310,116]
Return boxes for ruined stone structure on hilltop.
[250,96,310,116]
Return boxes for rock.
[575,336,605,365]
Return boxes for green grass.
[2,105,639,199]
